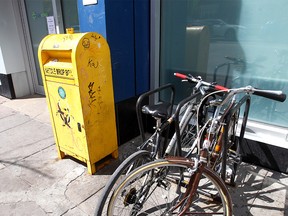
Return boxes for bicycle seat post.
[154,117,162,130]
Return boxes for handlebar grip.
[174,73,188,79]
[253,89,286,102]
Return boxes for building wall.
[77,0,107,37]
[0,1,31,98]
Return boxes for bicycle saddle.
[141,102,171,119]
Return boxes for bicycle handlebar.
[174,72,228,91]
[253,89,286,102]
[174,72,286,102]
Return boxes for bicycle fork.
[177,163,205,216]
[166,154,206,215]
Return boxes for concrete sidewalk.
[0,95,287,215]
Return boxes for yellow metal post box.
[38,32,118,174]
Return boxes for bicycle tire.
[107,159,233,215]
[95,150,152,216]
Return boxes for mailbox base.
[56,146,118,174]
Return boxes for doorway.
[19,0,79,95]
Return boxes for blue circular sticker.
[58,87,66,99]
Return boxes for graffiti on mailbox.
[88,82,104,115]
[91,33,101,41]
[56,101,71,128]
[97,86,104,111]
[82,38,90,48]
[62,34,73,42]
[87,57,99,68]
[88,82,97,107]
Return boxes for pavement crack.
[0,112,17,120]
[0,118,33,133]
[22,140,55,160]
[60,169,86,216]
[62,184,106,216]
[64,169,85,198]
[0,136,54,161]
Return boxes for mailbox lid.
[39,33,86,85]
[39,33,83,51]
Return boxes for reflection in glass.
[61,0,79,32]
[160,0,288,127]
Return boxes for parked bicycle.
[96,73,235,215]
[102,73,286,215]
[95,80,203,215]
[95,73,231,215]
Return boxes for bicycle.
[95,72,248,215]
[105,73,286,215]
[95,72,229,215]
[95,74,232,215]
[95,82,203,215]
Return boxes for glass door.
[24,0,54,93]
[21,0,79,95]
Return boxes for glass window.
[160,0,288,127]
[61,0,79,32]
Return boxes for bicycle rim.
[107,160,232,215]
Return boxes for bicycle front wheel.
[107,159,233,215]
[95,150,152,215]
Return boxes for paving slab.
[0,105,17,119]
[0,100,54,163]
[0,111,31,133]
[0,201,47,216]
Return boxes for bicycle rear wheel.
[107,159,233,215]
[95,150,152,215]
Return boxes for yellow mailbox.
[38,32,118,174]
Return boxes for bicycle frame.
[165,92,202,156]
[136,83,202,158]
